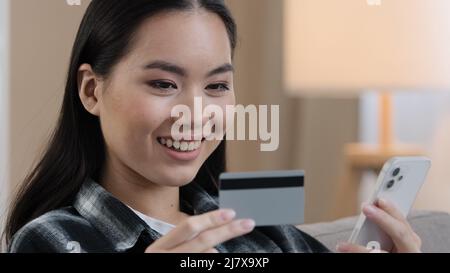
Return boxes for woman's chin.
[158,170,199,187]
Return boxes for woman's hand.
[336,198,422,253]
[145,209,255,253]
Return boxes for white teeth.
[188,142,195,151]
[173,141,180,149]
[180,142,189,151]
[159,137,202,152]
[166,139,173,148]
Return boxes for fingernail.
[378,198,388,207]
[363,205,377,216]
[221,209,236,221]
[240,219,255,230]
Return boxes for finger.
[150,209,236,250]
[374,199,422,249]
[376,198,409,225]
[336,242,371,253]
[363,205,420,252]
[172,218,255,253]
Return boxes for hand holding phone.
[348,156,431,251]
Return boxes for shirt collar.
[180,182,219,214]
[73,178,219,252]
[73,178,160,252]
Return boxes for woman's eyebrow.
[206,63,234,77]
[143,61,186,76]
[143,61,234,78]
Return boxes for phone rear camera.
[392,168,401,177]
[386,180,395,189]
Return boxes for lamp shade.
[284,0,450,96]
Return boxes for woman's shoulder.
[8,206,94,253]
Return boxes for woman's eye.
[148,81,178,91]
[206,83,230,92]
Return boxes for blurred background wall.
[8,0,88,200]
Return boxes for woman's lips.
[157,137,204,161]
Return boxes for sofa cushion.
[298,211,450,253]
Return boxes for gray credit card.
[219,170,305,227]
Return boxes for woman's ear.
[78,64,102,116]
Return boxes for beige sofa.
[299,211,450,253]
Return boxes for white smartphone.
[348,156,431,251]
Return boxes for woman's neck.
[99,154,188,225]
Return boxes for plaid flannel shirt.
[9,178,330,253]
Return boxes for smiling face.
[79,9,235,187]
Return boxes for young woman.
[5,0,421,253]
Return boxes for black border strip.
[220,175,304,190]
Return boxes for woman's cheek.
[126,103,166,147]
[104,93,162,156]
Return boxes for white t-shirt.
[129,207,175,235]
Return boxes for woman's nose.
[171,114,211,130]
